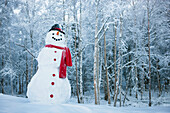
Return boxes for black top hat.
[49,24,65,34]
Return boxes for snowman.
[27,24,72,104]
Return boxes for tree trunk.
[1,78,5,94]
[141,62,144,100]
[120,55,123,107]
[11,76,13,95]
[15,78,17,93]
[63,0,65,29]
[104,32,111,105]
[103,65,108,100]
[30,30,34,80]
[114,38,120,107]
[2,55,4,68]
[1,55,5,94]
[75,28,80,103]
[96,4,100,104]
[156,60,161,97]
[113,20,117,101]
[26,1,34,81]
[133,1,138,100]
[94,39,98,105]
[114,15,123,107]
[123,53,132,106]
[98,43,103,104]
[26,53,29,88]
[25,37,29,92]
[73,0,80,103]
[21,74,24,94]
[96,41,100,105]
[94,0,99,105]
[18,74,21,94]
[8,35,13,95]
[123,73,131,106]
[114,64,119,107]
[135,65,138,99]
[65,9,70,45]
[129,55,132,96]
[79,0,84,103]
[147,0,152,107]
[96,44,100,105]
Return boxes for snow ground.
[0,94,170,113]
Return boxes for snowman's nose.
[56,31,59,35]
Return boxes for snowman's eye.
[60,34,62,37]
[52,33,54,35]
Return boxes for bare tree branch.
[15,43,36,58]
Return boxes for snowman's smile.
[52,37,62,41]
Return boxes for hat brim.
[49,29,65,34]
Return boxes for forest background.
[0,0,169,107]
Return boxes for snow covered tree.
[0,0,169,107]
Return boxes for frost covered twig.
[15,43,36,58]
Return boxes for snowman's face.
[45,31,66,47]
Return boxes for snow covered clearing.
[0,94,169,113]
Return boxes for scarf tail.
[59,47,72,78]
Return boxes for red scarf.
[45,44,72,78]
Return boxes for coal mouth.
[52,37,62,41]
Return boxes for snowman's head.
[45,24,66,47]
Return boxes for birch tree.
[147,0,151,107]
[132,1,138,100]
[73,0,80,102]
[113,19,117,101]
[93,0,99,105]
[114,13,123,107]
[79,0,84,103]
[104,28,111,104]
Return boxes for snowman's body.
[27,29,71,104]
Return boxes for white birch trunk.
[113,19,117,101]
[156,60,161,97]
[63,0,65,29]
[94,0,99,105]
[99,44,102,104]
[75,27,80,103]
[120,54,123,107]
[9,35,13,95]
[133,1,138,100]
[114,15,123,107]
[141,62,144,100]
[96,41,100,105]
[1,55,5,94]
[147,0,152,107]
[79,0,84,103]
[104,32,111,104]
